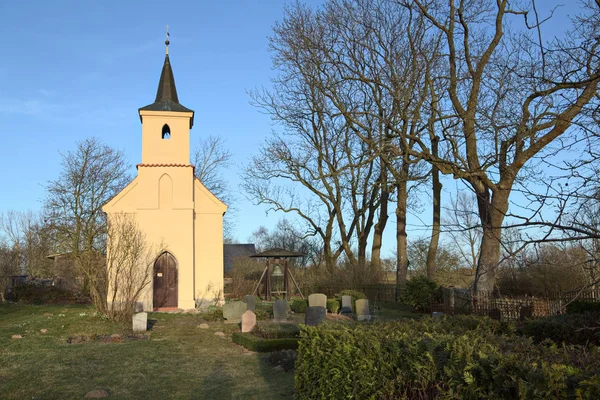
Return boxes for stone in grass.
[432,312,444,319]
[305,306,326,326]
[85,389,110,398]
[40,329,48,334]
[223,301,247,323]
[244,295,257,312]
[132,312,147,332]
[273,299,288,322]
[340,295,353,314]
[241,310,257,333]
[308,293,327,308]
[11,334,22,339]
[214,331,226,338]
[356,299,371,321]
[198,323,210,329]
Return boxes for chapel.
[102,37,227,311]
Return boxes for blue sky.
[0,1,324,242]
[0,0,580,258]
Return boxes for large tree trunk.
[473,187,510,292]
[396,177,409,288]
[426,137,441,280]
[371,165,389,270]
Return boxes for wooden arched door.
[153,252,178,309]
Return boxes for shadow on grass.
[195,360,234,399]
[147,319,157,330]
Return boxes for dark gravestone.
[489,308,502,321]
[519,305,533,321]
[340,295,353,314]
[305,306,327,326]
[273,299,288,322]
[244,295,257,312]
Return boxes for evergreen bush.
[295,316,600,399]
[290,298,308,313]
[326,299,340,313]
[566,300,600,314]
[399,276,439,311]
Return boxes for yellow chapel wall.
[139,110,193,165]
[193,179,227,306]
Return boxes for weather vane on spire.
[165,25,170,55]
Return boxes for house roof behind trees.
[223,244,257,272]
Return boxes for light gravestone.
[241,310,257,333]
[305,306,326,326]
[223,301,247,323]
[355,299,371,321]
[132,312,148,332]
[273,299,288,322]
[308,293,327,309]
[244,295,257,312]
[340,295,353,314]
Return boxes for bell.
[271,264,284,277]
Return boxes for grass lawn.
[0,304,294,399]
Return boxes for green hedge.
[291,298,308,313]
[566,300,600,314]
[399,276,439,311]
[232,332,299,352]
[326,299,340,314]
[295,316,600,399]
[13,285,77,305]
[520,311,600,345]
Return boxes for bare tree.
[102,213,160,322]
[44,137,131,302]
[191,135,236,240]
[444,191,482,274]
[404,0,600,291]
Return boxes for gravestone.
[340,295,353,314]
[489,308,502,321]
[519,305,533,321]
[244,295,257,312]
[223,301,247,323]
[305,306,327,326]
[241,310,257,333]
[356,299,371,321]
[273,299,288,322]
[132,312,148,332]
[308,293,327,308]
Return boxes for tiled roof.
[136,163,194,168]
[138,54,194,128]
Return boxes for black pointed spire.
[154,54,180,104]
[139,29,194,127]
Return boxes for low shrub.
[326,299,340,314]
[13,285,77,305]
[232,332,299,352]
[201,307,224,322]
[399,276,439,312]
[520,311,600,345]
[566,300,600,314]
[295,316,600,399]
[335,290,367,312]
[290,298,308,313]
[250,324,300,339]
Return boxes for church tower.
[103,35,227,311]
